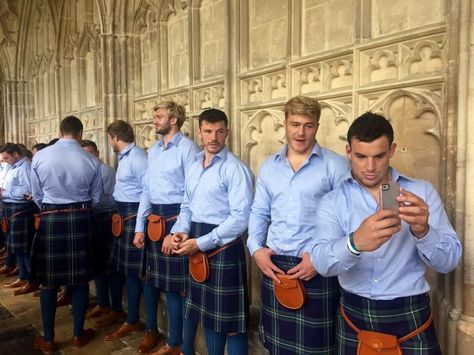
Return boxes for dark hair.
[0,142,23,156]
[60,116,83,136]
[81,139,98,152]
[32,143,48,151]
[48,138,59,146]
[347,112,394,146]
[198,108,228,128]
[107,120,135,143]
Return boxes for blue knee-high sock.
[95,273,111,308]
[109,271,124,312]
[6,251,15,267]
[182,318,198,355]
[227,332,248,355]
[167,292,184,346]
[203,328,227,355]
[126,276,143,324]
[70,284,89,337]
[143,282,160,331]
[16,252,28,281]
[40,288,58,341]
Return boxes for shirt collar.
[118,143,135,160]
[195,146,229,165]
[12,157,27,169]
[158,131,183,149]
[274,142,321,162]
[347,167,415,186]
[57,138,79,145]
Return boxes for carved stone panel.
[247,0,288,69]
[317,99,352,157]
[370,0,445,37]
[199,0,225,80]
[360,87,443,190]
[301,0,354,55]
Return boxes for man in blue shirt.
[133,102,199,354]
[103,120,148,341]
[171,108,254,355]
[248,95,349,354]
[31,116,102,353]
[81,140,117,321]
[311,112,462,354]
[0,143,37,295]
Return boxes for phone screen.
[380,181,400,214]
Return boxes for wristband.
[347,233,361,256]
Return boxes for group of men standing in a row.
[0,95,461,355]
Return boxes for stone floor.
[0,273,149,355]
[0,271,265,354]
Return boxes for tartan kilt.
[145,203,188,293]
[260,255,340,355]
[185,222,249,334]
[3,202,35,254]
[337,290,441,355]
[30,202,93,287]
[109,201,145,277]
[92,211,115,275]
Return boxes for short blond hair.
[154,101,186,128]
[284,95,321,123]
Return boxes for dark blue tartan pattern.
[92,210,115,275]
[145,204,188,293]
[109,202,145,277]
[260,255,340,355]
[3,202,35,254]
[30,201,93,287]
[185,222,249,333]
[337,290,441,355]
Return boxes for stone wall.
[0,0,472,353]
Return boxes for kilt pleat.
[30,201,93,286]
[260,255,340,355]
[109,201,145,277]
[185,222,249,334]
[3,202,35,254]
[92,211,115,274]
[145,203,188,293]
[337,290,441,355]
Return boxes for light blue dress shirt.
[94,162,116,212]
[31,138,102,207]
[135,132,200,232]
[2,157,32,203]
[171,146,254,252]
[247,143,349,257]
[113,143,147,203]
[310,168,462,300]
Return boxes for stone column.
[2,80,28,143]
[455,0,474,354]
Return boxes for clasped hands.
[133,231,199,255]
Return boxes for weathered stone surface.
[0,1,472,354]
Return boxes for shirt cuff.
[247,239,264,257]
[414,227,440,254]
[332,236,361,268]
[196,233,215,252]
[134,218,146,233]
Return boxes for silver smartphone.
[380,181,400,214]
